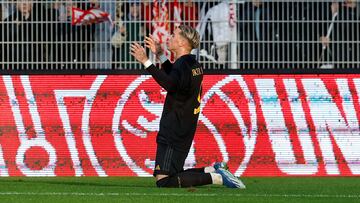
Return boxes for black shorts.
[153,142,188,177]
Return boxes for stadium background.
[0,0,359,178]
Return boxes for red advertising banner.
[0,75,359,177]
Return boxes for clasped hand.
[130,35,163,65]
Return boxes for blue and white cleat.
[213,162,229,170]
[216,168,246,189]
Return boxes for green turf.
[0,177,359,203]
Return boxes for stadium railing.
[0,0,359,74]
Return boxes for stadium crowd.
[0,0,359,70]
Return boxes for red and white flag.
[72,6,112,26]
[173,0,182,27]
[152,0,171,57]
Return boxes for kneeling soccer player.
[130,24,245,188]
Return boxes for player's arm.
[130,42,180,92]
[146,64,181,92]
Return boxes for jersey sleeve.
[146,63,183,93]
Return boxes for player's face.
[167,28,187,52]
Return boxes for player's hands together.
[144,35,163,56]
[130,42,148,64]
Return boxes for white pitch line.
[0,192,359,199]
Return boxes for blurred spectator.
[3,0,46,69]
[143,0,197,62]
[43,1,62,65]
[1,1,359,71]
[162,0,199,30]
[180,0,199,28]
[1,1,15,20]
[238,0,276,69]
[264,2,324,69]
[265,2,296,69]
[53,0,67,21]
[112,1,144,69]
[283,2,330,69]
[89,0,116,69]
[197,1,235,68]
[297,2,330,69]
[142,0,198,32]
[55,1,94,69]
[141,1,152,33]
[110,2,125,51]
[321,1,360,69]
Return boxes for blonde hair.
[178,24,200,49]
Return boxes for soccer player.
[130,24,245,189]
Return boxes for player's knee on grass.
[156,176,180,188]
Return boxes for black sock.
[156,171,212,188]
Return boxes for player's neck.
[174,49,191,61]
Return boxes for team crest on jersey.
[192,67,203,77]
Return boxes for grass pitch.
[0,177,359,203]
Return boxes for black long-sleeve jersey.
[146,54,203,152]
